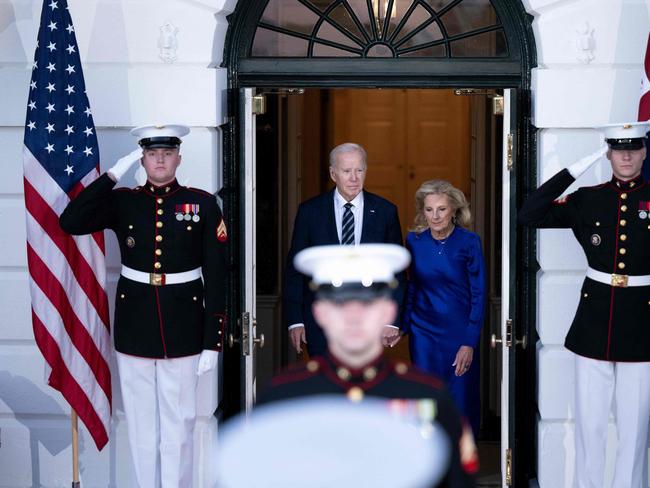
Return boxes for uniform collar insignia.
[145,178,180,196]
[610,174,644,191]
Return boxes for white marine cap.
[130,124,190,148]
[598,121,650,150]
[294,244,410,301]
[216,396,451,488]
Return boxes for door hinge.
[492,95,504,115]
[506,133,514,171]
[252,94,266,115]
[505,447,513,485]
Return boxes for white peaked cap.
[215,396,451,488]
[294,243,410,287]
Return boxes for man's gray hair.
[329,143,367,168]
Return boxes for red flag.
[638,34,650,121]
[23,0,111,449]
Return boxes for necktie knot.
[344,202,353,210]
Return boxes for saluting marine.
[60,124,228,488]
[260,244,478,488]
[519,122,650,488]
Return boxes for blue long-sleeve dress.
[402,227,486,436]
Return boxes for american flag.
[639,33,650,180]
[23,0,111,450]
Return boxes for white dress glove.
[567,145,608,179]
[107,148,143,182]
[196,350,219,376]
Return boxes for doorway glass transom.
[253,0,507,58]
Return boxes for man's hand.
[452,346,474,377]
[382,326,401,348]
[196,350,219,376]
[107,148,143,182]
[289,326,307,354]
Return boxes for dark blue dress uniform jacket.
[283,190,404,356]
[59,173,228,359]
[259,354,477,488]
[519,170,650,361]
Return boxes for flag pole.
[71,409,80,487]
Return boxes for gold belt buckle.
[150,273,166,286]
[611,273,628,288]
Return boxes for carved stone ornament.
[575,21,595,64]
[158,21,179,64]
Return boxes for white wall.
[522,0,649,486]
[0,0,235,486]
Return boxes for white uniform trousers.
[574,354,650,488]
[117,352,200,488]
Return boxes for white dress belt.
[121,265,201,286]
[586,267,650,288]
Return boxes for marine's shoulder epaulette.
[390,361,445,390]
[270,359,322,387]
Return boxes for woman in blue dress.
[402,180,486,436]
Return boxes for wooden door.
[329,88,470,233]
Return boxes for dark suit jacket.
[283,189,405,356]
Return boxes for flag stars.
[27,121,36,131]
[46,62,56,73]
[83,147,93,156]
[65,64,75,74]
[64,145,74,155]
[28,100,37,110]
[65,105,74,115]
[64,165,74,176]
[46,41,56,52]
[45,143,55,153]
[30,80,37,90]
[46,103,55,113]
[66,24,74,34]
[48,21,57,31]
[45,123,55,133]
[65,85,75,95]
[64,125,74,135]
[84,107,92,116]
[49,0,58,10]
[83,127,93,136]
[46,82,56,93]
[66,45,76,55]
[32,60,38,70]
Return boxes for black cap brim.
[606,138,646,150]
[314,282,394,303]
[139,136,182,149]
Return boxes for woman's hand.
[452,346,474,376]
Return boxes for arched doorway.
[221,1,537,485]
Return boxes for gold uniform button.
[157,198,163,204]
[621,205,627,212]
[621,193,628,200]
[363,367,377,381]
[192,296,198,301]
[217,342,221,347]
[156,235,163,242]
[218,330,222,335]
[620,234,627,241]
[307,360,319,373]
[154,262,162,269]
[120,294,125,299]
[620,219,627,226]
[346,386,364,403]
[395,362,408,375]
[583,293,588,298]
[128,224,134,230]
[155,249,162,256]
[187,226,192,231]
[337,367,351,381]
[619,248,626,255]
[157,209,164,215]
[156,221,163,228]
[618,262,625,270]
[595,222,600,227]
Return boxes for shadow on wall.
[0,1,31,63]
[0,371,70,486]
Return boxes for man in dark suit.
[284,142,404,357]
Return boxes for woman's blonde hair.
[410,179,471,232]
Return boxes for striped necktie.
[341,202,355,245]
